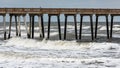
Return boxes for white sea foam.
[5,37,82,49]
[0,23,120,67]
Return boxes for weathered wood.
[110,14,120,39]
[64,14,77,40]
[41,15,44,38]
[90,15,94,40]
[57,15,61,40]
[3,15,6,40]
[2,8,120,40]
[1,8,120,14]
[38,15,43,38]
[8,15,12,39]
[79,14,94,40]
[106,15,109,39]
[23,15,28,37]
[47,14,61,39]
[15,15,18,36]
[28,16,32,38]
[79,15,83,40]
[64,15,67,40]
[77,9,94,14]
[110,15,114,39]
[95,15,98,39]
[47,15,51,39]
[18,15,21,36]
[61,8,77,14]
[94,9,110,14]
[95,14,109,39]
[32,16,34,39]
[74,15,77,40]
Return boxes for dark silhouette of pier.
[0,8,120,40]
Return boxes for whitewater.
[0,22,120,68]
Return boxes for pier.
[0,8,120,40]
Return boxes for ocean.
[0,21,120,67]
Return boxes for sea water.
[0,22,120,68]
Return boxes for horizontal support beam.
[1,8,120,14]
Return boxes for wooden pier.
[1,8,120,40]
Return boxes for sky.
[0,0,120,22]
[0,0,120,8]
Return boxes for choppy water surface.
[0,22,120,68]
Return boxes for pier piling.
[79,14,94,40]
[8,15,12,39]
[18,15,21,36]
[64,14,77,40]
[32,15,34,39]
[3,15,6,40]
[95,14,109,39]
[47,14,61,40]
[28,16,32,38]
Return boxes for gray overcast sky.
[0,0,120,22]
[0,0,120,8]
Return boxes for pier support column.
[58,15,61,40]
[90,15,94,40]
[106,15,109,39]
[28,16,32,38]
[64,14,77,40]
[38,15,43,37]
[95,14,109,39]
[8,15,12,39]
[79,14,94,40]
[79,15,83,40]
[110,14,120,40]
[110,15,114,39]
[64,15,67,40]
[38,15,45,38]
[3,15,6,40]
[18,15,21,36]
[29,14,44,39]
[23,15,29,38]
[47,15,51,39]
[8,14,26,39]
[95,15,98,39]
[47,14,61,40]
[74,15,77,40]
[15,16,18,36]
[32,15,34,39]
[110,15,113,39]
[41,15,44,38]
[8,15,19,39]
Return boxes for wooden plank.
[77,8,94,14]
[94,9,110,14]
[28,8,42,14]
[110,9,120,14]
[41,8,60,14]
[1,8,120,15]
[0,8,6,15]
[60,8,77,14]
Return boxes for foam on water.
[1,23,120,67]
[3,37,120,51]
[4,37,82,49]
